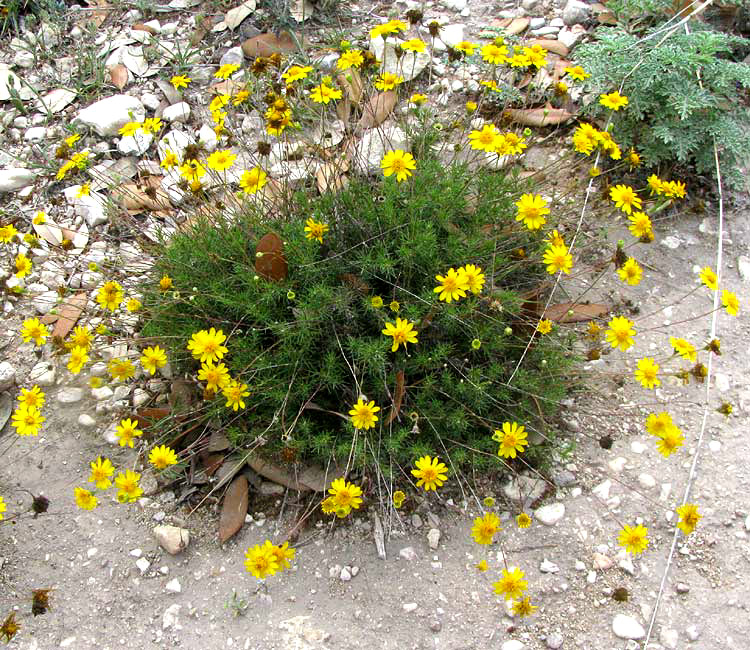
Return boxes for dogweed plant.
[0,7,742,640]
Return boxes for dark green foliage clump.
[577,25,750,187]
[143,158,572,476]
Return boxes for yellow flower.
[515,194,549,230]
[75,183,90,198]
[543,244,573,275]
[572,124,598,155]
[546,230,565,248]
[628,212,652,239]
[617,258,643,285]
[198,360,231,391]
[669,337,696,362]
[141,117,162,134]
[65,133,81,147]
[537,319,552,334]
[149,445,179,470]
[609,184,642,214]
[471,512,501,545]
[382,317,418,352]
[663,180,687,199]
[68,345,89,375]
[269,542,296,571]
[349,398,380,430]
[282,65,313,83]
[411,455,448,491]
[606,316,635,352]
[492,567,527,600]
[126,297,142,312]
[454,41,477,55]
[721,289,739,316]
[492,421,528,459]
[108,358,135,381]
[393,490,405,508]
[337,50,364,70]
[239,167,268,194]
[33,211,46,225]
[496,132,527,156]
[618,524,649,554]
[96,280,123,311]
[119,122,141,137]
[222,379,250,411]
[409,93,428,106]
[434,267,469,303]
[14,253,32,278]
[476,559,488,572]
[21,317,49,345]
[74,487,98,511]
[161,148,179,170]
[12,405,45,436]
[170,75,191,90]
[0,223,19,243]
[645,412,675,437]
[465,101,477,112]
[116,418,143,448]
[209,94,230,113]
[159,275,173,291]
[647,174,665,195]
[380,149,416,182]
[634,357,660,389]
[115,469,142,503]
[328,478,363,510]
[600,91,629,110]
[0,495,6,521]
[179,159,206,184]
[374,73,404,91]
[88,457,115,489]
[207,149,237,172]
[481,43,508,64]
[656,426,684,457]
[401,38,426,53]
[516,512,532,528]
[187,328,228,363]
[69,325,93,350]
[627,149,641,169]
[300,217,328,243]
[564,65,589,81]
[18,385,45,410]
[215,63,240,79]
[676,504,701,535]
[523,44,547,68]
[699,266,718,290]
[244,541,280,579]
[511,597,537,617]
[389,300,400,312]
[141,345,168,375]
[458,264,485,294]
[310,83,342,104]
[371,295,384,308]
[468,124,502,153]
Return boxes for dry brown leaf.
[111,177,172,214]
[81,0,109,28]
[553,59,572,82]
[218,475,249,543]
[33,222,64,246]
[210,79,245,96]
[109,64,129,90]
[546,302,609,323]
[316,162,349,194]
[530,39,569,57]
[132,22,158,35]
[51,292,87,340]
[241,32,297,58]
[357,90,397,130]
[190,14,213,47]
[384,370,405,426]
[336,70,364,104]
[336,96,352,123]
[247,454,311,491]
[504,105,573,127]
[255,233,287,282]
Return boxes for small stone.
[675,582,690,594]
[129,548,142,557]
[259,481,285,496]
[617,553,636,576]
[136,557,151,574]
[745,515,750,532]
[87,547,98,558]
[552,469,576,487]
[78,414,96,428]
[219,46,244,67]
[0,362,15,391]
[738,255,750,283]
[427,528,441,550]
[0,168,36,192]
[350,566,359,577]
[685,625,700,641]
[708,440,721,453]
[163,102,191,123]
[592,553,613,570]
[540,558,560,573]
[503,474,546,504]
[399,546,418,561]
[91,386,114,401]
[631,441,647,454]
[57,387,84,404]
[411,513,423,529]
[162,603,181,630]
[529,17,546,29]
[612,614,645,640]
[574,560,586,571]
[340,567,352,582]
[402,602,418,612]
[563,0,590,25]
[502,641,525,650]
[430,620,442,633]
[197,124,218,152]
[638,473,656,489]
[30,361,56,386]
[586,570,596,584]
[154,525,190,555]
[165,578,182,593]
[133,388,150,407]
[535,502,565,526]
[608,457,627,472]
[660,235,681,249]
[557,26,585,49]
[659,628,678,649]
[74,94,146,136]
[118,131,153,156]
[546,632,564,649]
[522,0,540,9]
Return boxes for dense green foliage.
[142,159,572,476]
[577,25,750,187]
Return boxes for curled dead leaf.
[357,90,397,130]
[530,39,569,57]
[505,17,530,34]
[504,106,574,127]
[51,292,87,340]
[546,302,609,323]
[255,233,288,282]
[384,370,406,426]
[336,70,364,104]
[241,32,297,58]
[218,475,249,543]
[111,176,172,214]
[316,162,349,194]
[109,64,129,90]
